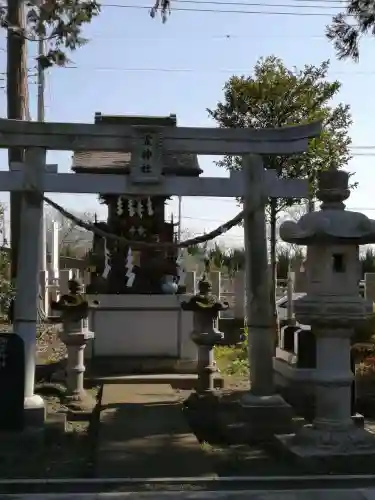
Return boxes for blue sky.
[1,0,375,248]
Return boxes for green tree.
[1,0,100,68]
[326,0,375,61]
[207,56,352,324]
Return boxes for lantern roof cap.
[280,170,375,245]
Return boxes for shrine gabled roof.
[71,150,202,176]
[71,112,202,176]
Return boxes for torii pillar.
[241,155,297,439]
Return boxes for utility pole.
[37,35,48,318]
[177,195,182,243]
[7,0,27,281]
[37,37,45,122]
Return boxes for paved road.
[2,490,375,499]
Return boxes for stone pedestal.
[59,317,95,413]
[241,392,294,440]
[277,328,375,468]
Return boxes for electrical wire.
[1,0,355,43]
[85,32,330,39]
[103,0,343,10]
[173,0,345,5]
[100,3,340,16]
[60,65,375,76]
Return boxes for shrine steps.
[87,356,223,390]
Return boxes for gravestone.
[0,333,24,431]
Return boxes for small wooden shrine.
[72,113,202,294]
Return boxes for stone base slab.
[277,424,375,473]
[240,393,295,441]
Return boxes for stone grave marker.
[0,333,24,431]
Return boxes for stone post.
[209,271,221,299]
[59,269,73,295]
[234,270,245,320]
[185,271,197,295]
[83,270,91,290]
[286,270,296,325]
[39,213,48,317]
[241,154,293,437]
[13,148,47,427]
[39,270,49,317]
[209,271,221,327]
[51,220,59,293]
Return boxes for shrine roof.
[72,150,202,176]
[71,112,202,176]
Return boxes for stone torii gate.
[0,118,321,431]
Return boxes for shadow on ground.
[96,397,214,478]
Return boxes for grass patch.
[215,345,248,377]
[215,325,249,377]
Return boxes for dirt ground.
[3,329,375,479]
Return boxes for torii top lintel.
[0,119,322,155]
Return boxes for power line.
[87,32,330,40]
[61,65,375,76]
[349,153,375,156]
[100,2,342,16]
[0,0,351,45]
[103,0,343,9]
[172,0,345,5]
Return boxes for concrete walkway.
[96,383,215,478]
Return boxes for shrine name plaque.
[0,333,25,431]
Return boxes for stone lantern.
[277,169,375,466]
[51,279,99,412]
[181,257,229,397]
